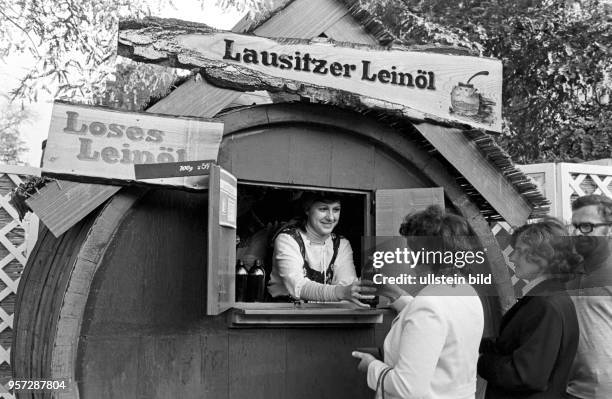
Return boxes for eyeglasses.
[571,222,612,234]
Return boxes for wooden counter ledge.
[230,302,387,327]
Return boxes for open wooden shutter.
[206,165,237,315]
[368,188,445,297]
[375,188,444,236]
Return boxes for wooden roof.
[234,0,394,45]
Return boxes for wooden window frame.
[208,176,444,326]
[207,177,384,325]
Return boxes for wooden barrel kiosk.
[13,4,548,398]
[13,102,547,399]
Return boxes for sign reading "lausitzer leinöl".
[171,33,502,132]
[42,102,224,189]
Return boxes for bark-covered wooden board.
[118,17,502,132]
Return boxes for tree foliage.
[97,61,186,110]
[0,0,252,103]
[1,0,144,102]
[0,100,30,164]
[361,0,611,163]
[216,0,270,15]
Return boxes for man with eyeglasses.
[565,194,612,399]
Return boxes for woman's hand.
[374,283,407,303]
[335,280,377,307]
[352,351,376,372]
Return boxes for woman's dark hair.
[511,217,582,281]
[399,205,468,241]
[292,192,342,230]
[399,205,473,274]
[571,194,612,223]
[300,192,342,214]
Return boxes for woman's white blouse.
[367,284,484,399]
[268,230,357,299]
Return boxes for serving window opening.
[235,182,369,303]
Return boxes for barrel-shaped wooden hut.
[13,101,546,398]
[13,2,548,398]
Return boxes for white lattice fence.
[493,161,612,299]
[519,161,612,222]
[491,221,527,298]
[558,162,612,222]
[0,165,40,399]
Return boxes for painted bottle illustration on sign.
[450,71,496,125]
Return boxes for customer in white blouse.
[267,192,375,305]
[353,206,484,399]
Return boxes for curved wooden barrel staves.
[13,187,146,399]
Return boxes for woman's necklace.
[304,225,329,275]
[304,225,329,245]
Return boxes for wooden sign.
[42,102,224,189]
[134,160,215,179]
[119,19,502,132]
[219,168,237,229]
[206,165,237,314]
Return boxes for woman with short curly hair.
[509,218,581,281]
[353,205,484,399]
[478,217,581,399]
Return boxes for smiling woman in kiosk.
[267,192,374,305]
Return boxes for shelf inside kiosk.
[231,183,384,325]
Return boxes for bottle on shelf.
[235,260,248,302]
[247,259,266,302]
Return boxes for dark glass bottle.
[360,266,380,309]
[247,259,266,302]
[235,260,248,302]
[360,295,380,309]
